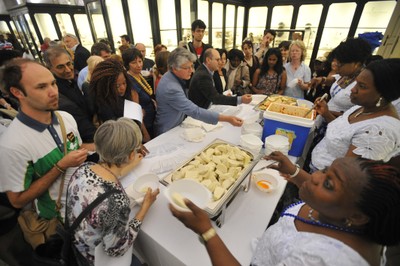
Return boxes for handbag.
[33,189,121,266]
[18,111,68,249]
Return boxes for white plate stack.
[264,135,290,156]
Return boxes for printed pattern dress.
[66,162,138,265]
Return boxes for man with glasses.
[44,47,97,145]
[189,48,252,109]
[154,47,244,136]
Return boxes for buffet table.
[120,104,291,266]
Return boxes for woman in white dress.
[311,38,372,118]
[283,40,311,98]
[170,153,400,266]
[310,59,400,171]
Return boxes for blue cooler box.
[262,103,315,157]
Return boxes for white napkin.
[124,100,143,123]
[181,117,203,128]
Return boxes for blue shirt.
[154,71,219,136]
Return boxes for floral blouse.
[255,72,282,95]
[66,162,138,265]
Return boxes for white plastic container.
[264,135,290,156]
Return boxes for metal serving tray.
[253,94,297,112]
[161,139,260,219]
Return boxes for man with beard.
[0,59,89,264]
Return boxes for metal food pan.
[253,94,297,112]
[161,139,259,217]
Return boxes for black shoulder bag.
[33,189,120,266]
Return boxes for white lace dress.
[314,75,357,129]
[311,105,400,171]
[251,203,369,266]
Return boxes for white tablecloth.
[121,104,290,266]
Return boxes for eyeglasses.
[55,61,73,71]
[180,65,194,70]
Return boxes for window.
[105,0,127,51]
[319,3,357,56]
[355,1,396,53]
[181,0,192,44]
[248,7,268,51]
[212,3,223,48]
[271,5,294,46]
[235,6,245,49]
[297,4,323,63]
[157,0,177,53]
[74,14,93,51]
[87,1,107,41]
[34,13,58,40]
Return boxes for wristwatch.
[198,227,217,244]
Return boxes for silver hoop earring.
[376,97,382,107]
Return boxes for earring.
[376,97,382,107]
[345,219,352,227]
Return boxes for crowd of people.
[0,17,400,266]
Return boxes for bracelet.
[54,163,66,174]
[2,103,10,109]
[201,227,217,243]
[289,164,300,178]
[131,218,142,232]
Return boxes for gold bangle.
[54,163,66,174]
[201,227,217,242]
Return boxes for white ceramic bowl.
[164,179,211,212]
[125,173,159,204]
[253,170,279,193]
[240,134,263,154]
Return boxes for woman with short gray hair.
[66,118,159,265]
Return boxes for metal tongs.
[303,93,329,118]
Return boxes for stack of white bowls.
[241,122,263,138]
[264,135,290,156]
[240,134,264,154]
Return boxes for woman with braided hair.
[90,59,138,124]
[170,153,400,265]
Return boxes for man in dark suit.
[189,48,252,109]
[44,47,96,144]
[63,33,90,72]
